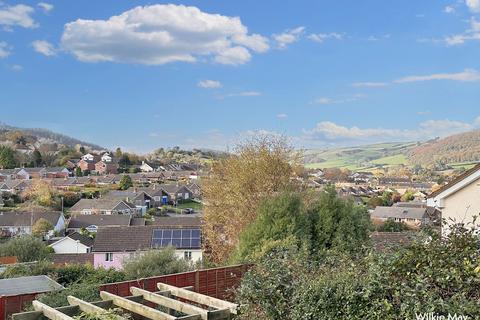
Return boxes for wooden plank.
[130,288,206,320]
[100,291,200,320]
[32,301,75,320]
[156,283,238,315]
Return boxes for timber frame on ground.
[12,283,238,320]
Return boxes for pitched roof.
[67,214,131,229]
[69,198,136,212]
[428,163,480,198]
[67,232,94,247]
[0,275,64,296]
[149,216,202,227]
[53,253,94,266]
[0,211,62,227]
[93,223,203,252]
[371,206,427,220]
[370,232,415,253]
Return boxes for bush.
[377,219,409,232]
[0,235,53,262]
[122,248,192,279]
[236,223,480,319]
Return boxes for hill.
[408,130,480,166]
[304,129,480,171]
[0,123,104,152]
[304,142,417,170]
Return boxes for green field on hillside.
[304,142,415,170]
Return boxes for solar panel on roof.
[152,228,201,249]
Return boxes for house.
[43,167,70,179]
[159,184,194,204]
[0,211,65,238]
[370,206,429,229]
[427,164,480,233]
[0,169,21,180]
[69,198,140,215]
[95,159,118,175]
[131,185,169,207]
[49,232,94,254]
[65,158,80,169]
[187,182,202,199]
[81,153,96,162]
[67,214,132,233]
[104,190,156,213]
[370,232,415,253]
[350,172,374,184]
[92,217,203,269]
[0,179,31,194]
[140,161,156,172]
[78,158,98,172]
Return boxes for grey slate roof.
[0,275,64,296]
[68,214,131,229]
[69,198,136,212]
[0,211,62,227]
[371,206,427,220]
[68,232,94,247]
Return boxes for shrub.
[0,235,53,262]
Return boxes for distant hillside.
[408,130,480,166]
[304,142,417,170]
[0,123,104,151]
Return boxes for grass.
[370,154,408,166]
[176,200,203,211]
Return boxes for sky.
[1,0,480,153]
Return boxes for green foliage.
[32,218,54,237]
[0,235,53,262]
[377,219,409,232]
[38,282,101,307]
[0,260,55,279]
[118,175,133,190]
[234,188,371,263]
[74,309,130,320]
[236,223,480,319]
[32,149,43,166]
[0,146,17,169]
[75,167,83,177]
[61,191,82,207]
[122,248,192,279]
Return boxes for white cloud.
[277,113,287,119]
[197,79,222,89]
[32,40,56,56]
[444,6,455,13]
[0,41,11,58]
[10,64,22,71]
[61,4,269,66]
[444,18,480,45]
[466,0,480,12]
[395,69,480,83]
[0,4,36,29]
[37,2,53,13]
[302,118,478,143]
[307,32,343,43]
[313,94,365,105]
[230,91,262,97]
[272,26,305,49]
[352,82,387,87]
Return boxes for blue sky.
[1,0,480,153]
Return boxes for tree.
[0,146,17,169]
[0,235,53,262]
[23,180,60,208]
[32,218,54,238]
[79,146,86,154]
[115,147,122,158]
[122,248,192,279]
[203,135,300,263]
[118,174,133,190]
[32,149,43,167]
[377,219,409,232]
[75,166,83,177]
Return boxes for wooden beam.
[100,291,200,320]
[32,301,75,320]
[67,296,126,320]
[130,288,208,320]
[156,283,238,315]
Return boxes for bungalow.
[427,164,480,233]
[0,180,31,194]
[49,232,94,254]
[370,206,429,229]
[92,217,203,269]
[69,198,140,216]
[0,211,65,238]
[67,214,133,233]
[104,190,156,213]
[43,167,70,179]
[159,184,194,204]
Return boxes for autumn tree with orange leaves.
[202,135,301,264]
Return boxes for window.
[105,253,113,262]
[184,251,192,260]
